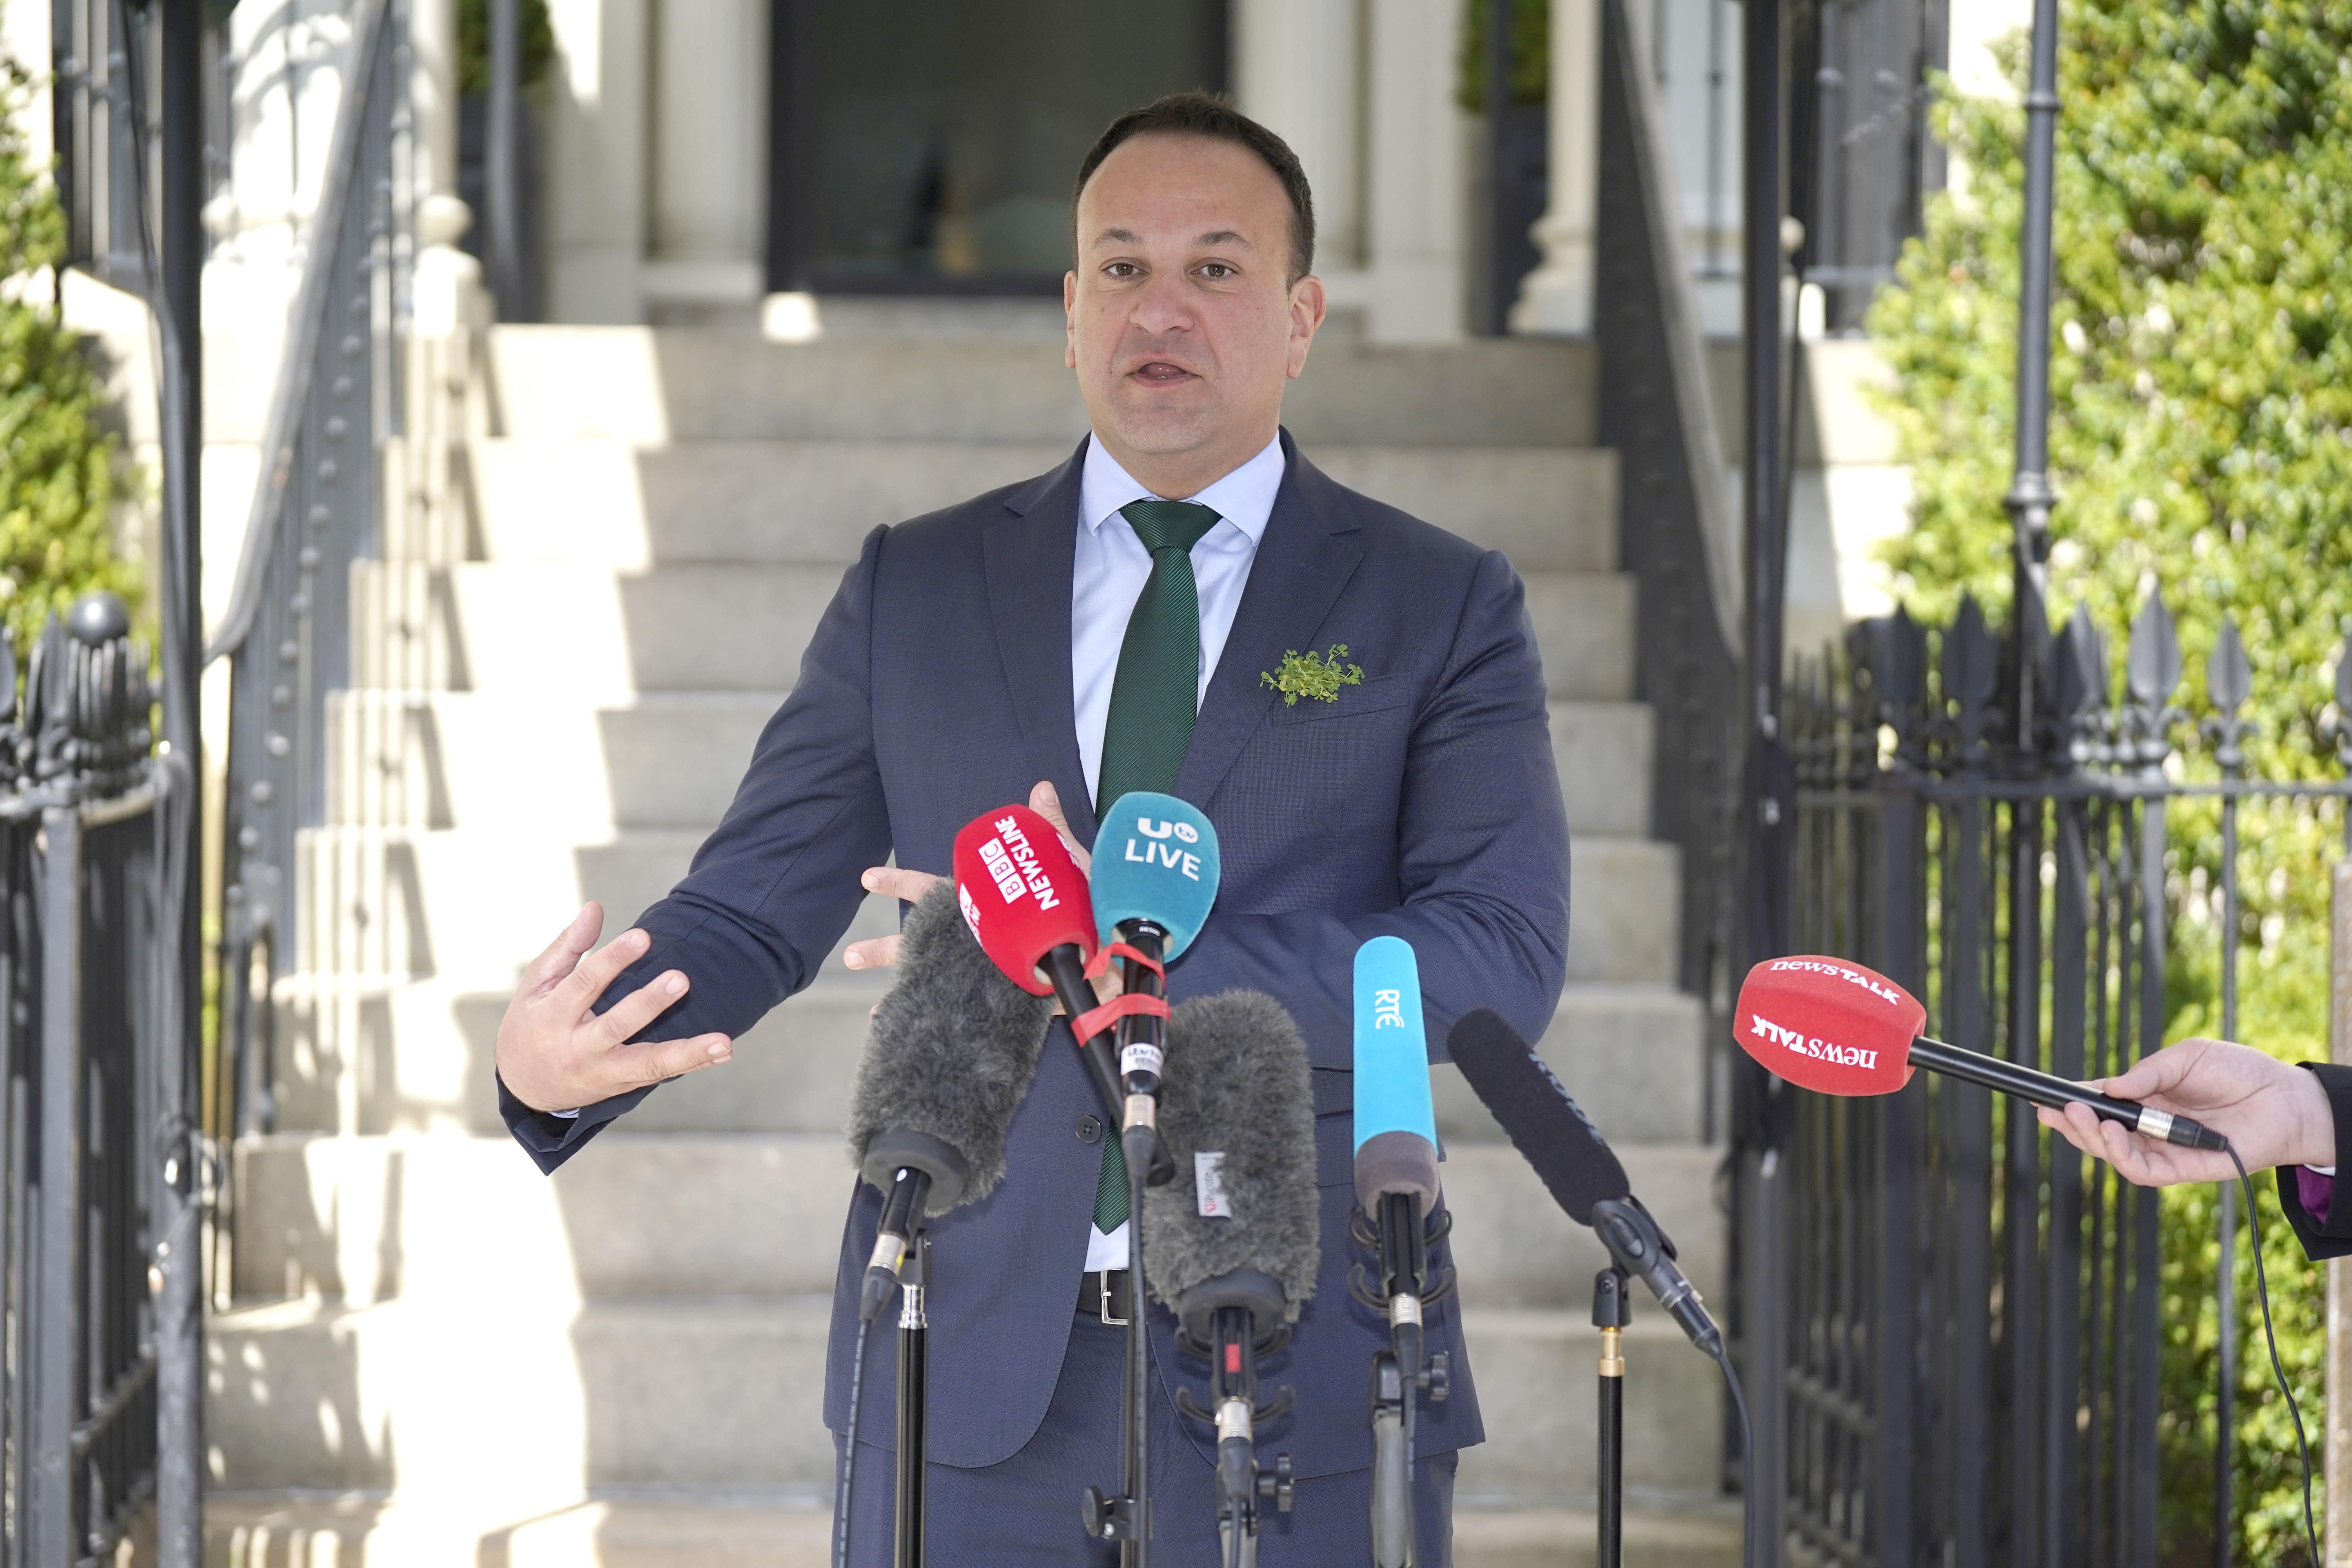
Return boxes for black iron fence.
[1744,593,2352,1565]
[0,597,191,1566]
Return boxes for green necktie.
[1091,497,1220,1237]
[1095,499,1223,816]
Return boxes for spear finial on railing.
[1945,594,2001,770]
[2046,603,2106,771]
[2201,615,2254,780]
[2122,592,2185,774]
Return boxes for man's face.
[1065,134,1324,485]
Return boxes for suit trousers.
[834,1311,1457,1566]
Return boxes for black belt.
[1078,1269,1133,1325]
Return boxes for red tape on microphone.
[1083,942,1164,983]
[1072,991,1170,1046]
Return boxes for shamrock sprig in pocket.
[1261,644,1365,706]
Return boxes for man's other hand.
[843,780,1091,972]
[496,903,734,1114]
[2034,1037,2336,1186]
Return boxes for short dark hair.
[1072,92,1316,285]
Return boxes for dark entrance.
[768,0,1229,294]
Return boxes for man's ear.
[1063,272,1080,370]
[1287,275,1327,379]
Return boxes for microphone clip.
[1347,1201,1457,1314]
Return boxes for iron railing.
[0,597,187,1566]
[1753,594,2352,1565]
[48,0,232,294]
[211,0,408,1146]
[1789,0,1947,331]
[1592,0,1744,1107]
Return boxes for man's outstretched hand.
[2034,1037,2336,1187]
[496,903,734,1115]
[842,780,1091,972]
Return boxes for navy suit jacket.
[501,431,1573,1480]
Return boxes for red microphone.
[1735,955,2230,1153]
[951,806,1124,1120]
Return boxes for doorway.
[768,0,1230,294]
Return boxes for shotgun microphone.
[951,804,1124,1123]
[1090,791,1221,1161]
[1142,990,1319,1557]
[1350,937,1454,1568]
[1447,1009,1722,1357]
[847,882,1053,1321]
[1733,955,2232,1152]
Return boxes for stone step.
[189,1494,1740,1566]
[395,559,1633,702]
[472,438,1621,577]
[231,1133,1723,1307]
[487,327,1597,448]
[267,938,1694,1143]
[209,1298,1715,1502]
[321,689,1655,842]
[1434,983,1711,1147]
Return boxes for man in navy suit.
[494,92,1570,1564]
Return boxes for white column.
[1234,0,1364,275]
[1363,0,1466,343]
[644,0,768,305]
[545,0,649,323]
[1512,0,1600,334]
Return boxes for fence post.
[2328,856,2352,1567]
[30,804,81,1566]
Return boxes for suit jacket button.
[1076,1115,1104,1144]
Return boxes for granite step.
[208,1299,1718,1503]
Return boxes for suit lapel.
[984,441,1099,845]
[1175,433,1365,808]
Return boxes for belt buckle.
[1099,1270,1129,1327]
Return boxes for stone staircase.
[205,323,1736,1564]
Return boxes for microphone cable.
[835,1317,872,1568]
[1712,1346,1757,1568]
[2227,1145,2319,1566]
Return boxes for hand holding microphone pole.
[2033,1036,2335,1187]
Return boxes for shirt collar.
[1078,432,1285,548]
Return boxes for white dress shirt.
[1071,432,1284,1271]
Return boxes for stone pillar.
[409,0,461,205]
[1511,0,1600,334]
[1363,0,1466,343]
[545,0,649,322]
[1235,0,1365,273]
[2330,858,2352,1567]
[644,0,768,310]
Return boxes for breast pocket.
[1266,672,1412,727]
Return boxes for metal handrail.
[204,0,392,666]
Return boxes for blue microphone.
[1091,793,1221,1119]
[1350,936,1453,1568]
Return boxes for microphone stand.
[895,1232,930,1568]
[1350,1194,1454,1568]
[1082,920,1178,1565]
[1593,1267,1628,1568]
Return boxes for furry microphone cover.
[1143,990,1321,1322]
[846,881,1052,1209]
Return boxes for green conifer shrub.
[0,58,134,657]
[1866,4,2352,1560]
